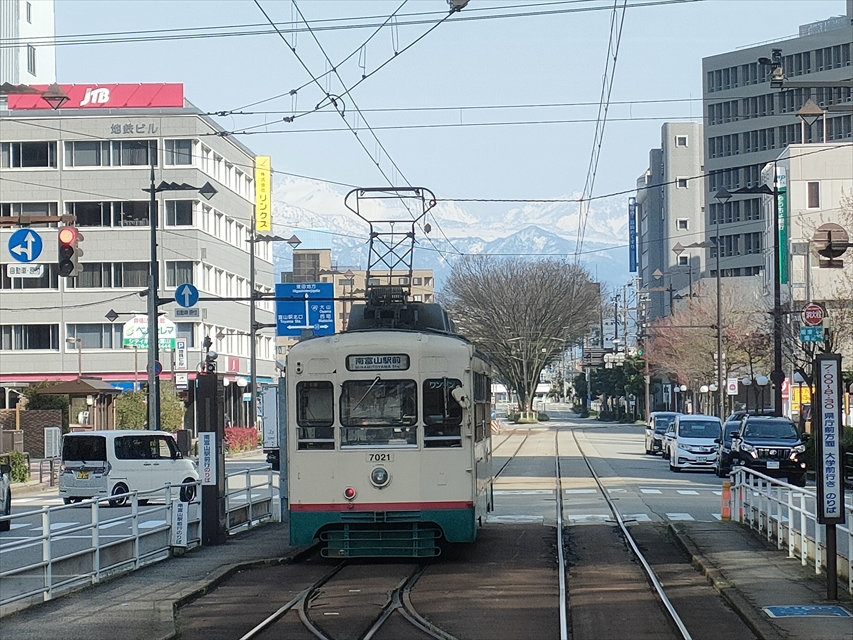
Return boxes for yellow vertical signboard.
[254,156,271,232]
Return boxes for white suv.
[666,414,721,472]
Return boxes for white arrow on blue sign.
[175,283,199,308]
[8,229,43,263]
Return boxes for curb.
[667,522,782,640]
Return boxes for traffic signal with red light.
[58,226,83,277]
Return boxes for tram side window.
[296,381,334,450]
[340,378,417,447]
[423,378,463,448]
[473,372,491,442]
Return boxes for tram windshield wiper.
[352,375,381,412]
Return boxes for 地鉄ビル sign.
[121,314,177,350]
[275,282,335,337]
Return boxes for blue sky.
[53,0,845,207]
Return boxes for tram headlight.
[344,487,357,500]
[370,466,390,488]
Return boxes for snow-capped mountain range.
[270,177,631,290]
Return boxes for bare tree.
[442,256,599,418]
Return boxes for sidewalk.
[0,521,298,640]
[4,487,850,639]
[670,520,852,640]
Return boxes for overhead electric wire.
[575,0,628,260]
[0,1,702,50]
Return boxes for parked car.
[731,415,808,486]
[645,412,679,455]
[59,431,199,506]
[666,414,721,472]
[714,417,740,477]
[0,463,11,532]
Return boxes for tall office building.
[702,4,852,281]
[0,0,56,85]
[635,122,705,321]
[0,84,275,428]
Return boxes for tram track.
[209,556,460,640]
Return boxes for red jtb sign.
[8,84,184,110]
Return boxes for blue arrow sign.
[175,283,199,308]
[275,282,335,337]
[8,229,43,263]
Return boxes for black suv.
[715,410,775,477]
[731,415,808,486]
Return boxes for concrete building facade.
[635,122,705,320]
[0,84,275,423]
[701,6,852,281]
[0,0,56,85]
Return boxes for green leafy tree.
[115,382,185,432]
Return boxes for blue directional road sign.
[275,282,334,337]
[8,229,43,263]
[799,326,824,342]
[175,283,199,308]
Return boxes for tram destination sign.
[347,354,410,371]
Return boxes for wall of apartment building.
[702,14,852,279]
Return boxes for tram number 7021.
[367,452,394,463]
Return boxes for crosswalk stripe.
[666,513,695,521]
[677,490,699,495]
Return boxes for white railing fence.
[729,467,852,593]
[0,466,279,616]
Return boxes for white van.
[59,430,198,506]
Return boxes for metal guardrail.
[729,467,852,593]
[0,466,280,615]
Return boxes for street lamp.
[726,176,784,417]
[66,337,82,378]
[248,233,301,431]
[755,375,770,410]
[741,376,753,412]
[143,173,217,431]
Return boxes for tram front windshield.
[340,378,417,446]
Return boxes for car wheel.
[109,483,129,507]
[180,479,196,503]
[0,490,10,532]
[669,459,679,472]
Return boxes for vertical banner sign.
[814,354,844,524]
[776,166,789,285]
[628,197,637,273]
[254,155,271,232]
[200,432,217,486]
[175,337,187,371]
[171,500,188,547]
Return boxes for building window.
[675,135,688,147]
[676,219,689,231]
[165,200,194,226]
[26,2,32,22]
[67,324,123,349]
[65,141,111,167]
[412,277,422,285]
[398,277,410,285]
[1,202,58,220]
[113,262,149,288]
[1,141,57,168]
[677,255,689,266]
[165,139,194,166]
[166,261,194,287]
[676,177,689,189]
[112,140,156,166]
[0,264,58,290]
[67,201,151,227]
[0,324,59,350]
[27,45,36,75]
[807,181,820,208]
[176,322,195,348]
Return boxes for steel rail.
[571,427,692,640]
